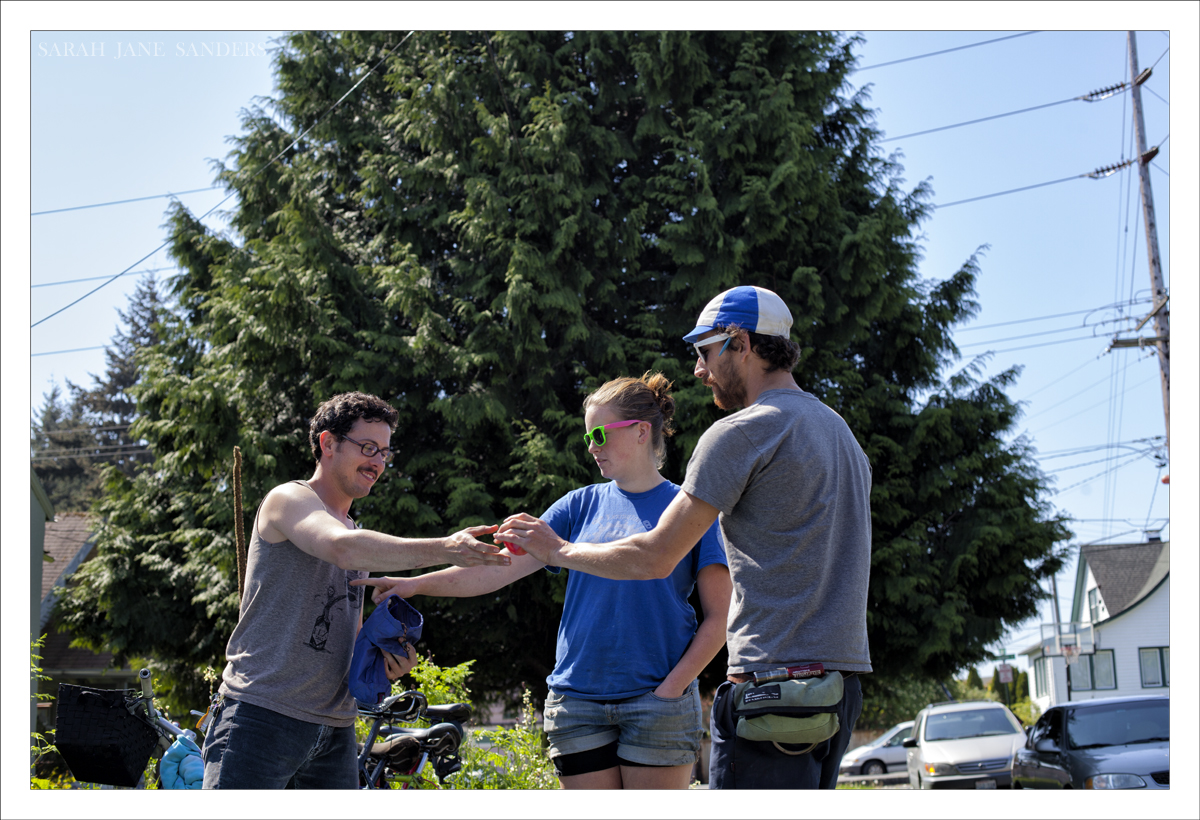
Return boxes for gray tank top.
[218,481,367,726]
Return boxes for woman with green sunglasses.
[356,372,730,789]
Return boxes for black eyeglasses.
[341,434,394,464]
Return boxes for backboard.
[1040,622,1095,657]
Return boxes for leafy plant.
[361,654,557,789]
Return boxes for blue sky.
[7,0,1196,721]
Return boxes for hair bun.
[641,371,676,435]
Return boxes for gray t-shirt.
[682,388,872,674]
[219,482,367,726]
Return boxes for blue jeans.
[709,674,863,789]
[201,698,358,789]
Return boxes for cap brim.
[682,325,715,344]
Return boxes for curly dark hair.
[718,323,801,373]
[308,392,399,462]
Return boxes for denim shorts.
[542,679,703,767]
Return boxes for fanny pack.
[732,671,843,752]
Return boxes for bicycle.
[357,690,472,789]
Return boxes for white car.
[839,720,914,777]
[904,701,1027,789]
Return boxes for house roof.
[38,626,133,677]
[41,513,98,601]
[1071,540,1170,622]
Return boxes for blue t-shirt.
[542,480,727,700]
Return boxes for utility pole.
[1126,31,1170,460]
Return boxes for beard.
[709,361,748,411]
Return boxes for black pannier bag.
[54,683,159,787]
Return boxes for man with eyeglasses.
[499,286,872,789]
[202,391,510,789]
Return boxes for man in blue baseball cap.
[499,285,872,789]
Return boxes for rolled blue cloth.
[350,594,424,707]
[160,735,203,789]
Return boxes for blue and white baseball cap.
[682,286,793,343]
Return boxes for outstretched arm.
[260,482,510,572]
[654,563,732,698]
[353,549,543,603]
[496,490,720,580]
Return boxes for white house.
[1021,538,1169,711]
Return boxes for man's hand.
[494,514,565,566]
[351,576,416,605]
[444,525,511,567]
[384,646,416,681]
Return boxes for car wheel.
[863,761,885,776]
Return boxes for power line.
[1022,356,1142,423]
[32,241,177,329]
[1143,86,1168,106]
[958,299,1150,332]
[33,443,152,457]
[934,174,1084,209]
[934,128,1169,211]
[1042,448,1157,476]
[31,31,417,330]
[1030,374,1160,435]
[881,97,1071,144]
[880,68,1149,145]
[32,449,152,462]
[959,325,1102,350]
[855,31,1039,71]
[32,266,173,289]
[32,187,221,217]
[1052,451,1148,495]
[34,424,134,435]
[1036,437,1164,458]
[31,346,107,358]
[980,334,1101,355]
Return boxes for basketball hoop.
[1062,644,1080,666]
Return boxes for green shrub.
[360,654,558,789]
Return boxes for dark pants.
[201,698,358,789]
[709,674,863,789]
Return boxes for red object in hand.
[499,540,526,556]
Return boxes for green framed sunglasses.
[583,419,647,448]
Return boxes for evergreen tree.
[70,274,164,479]
[964,666,983,691]
[31,276,164,512]
[30,383,100,511]
[58,31,1070,708]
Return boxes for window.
[1029,708,1063,748]
[1087,587,1102,622]
[923,708,1021,741]
[1066,699,1169,749]
[1070,656,1092,690]
[1069,649,1116,691]
[1091,650,1116,689]
[1033,655,1049,698]
[1139,647,1169,688]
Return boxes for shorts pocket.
[647,679,699,703]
